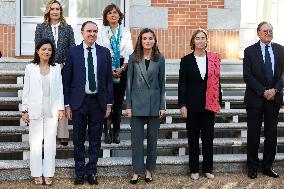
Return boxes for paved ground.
[1,172,284,189]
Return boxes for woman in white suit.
[21,38,64,185]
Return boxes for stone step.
[0,153,283,181]
[0,97,21,105]
[2,108,284,120]
[2,122,284,135]
[0,96,245,106]
[167,72,243,80]
[1,137,284,153]
[166,83,245,90]
[0,84,246,93]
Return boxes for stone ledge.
[2,122,284,135]
[1,154,284,180]
[2,109,284,119]
[1,137,284,152]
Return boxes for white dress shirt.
[83,42,98,94]
[260,41,275,74]
[195,55,207,80]
[51,22,60,48]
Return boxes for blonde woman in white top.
[97,3,133,144]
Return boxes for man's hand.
[104,105,111,118]
[180,106,187,118]
[264,89,276,100]
[65,106,72,120]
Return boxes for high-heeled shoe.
[145,172,153,182]
[130,174,140,184]
[44,177,53,186]
[33,177,43,185]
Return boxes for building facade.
[0,0,283,59]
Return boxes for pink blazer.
[205,52,221,113]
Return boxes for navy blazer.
[63,42,113,110]
[243,41,284,108]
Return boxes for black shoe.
[248,169,257,179]
[104,132,112,144]
[145,174,153,182]
[130,175,140,184]
[263,169,279,178]
[74,176,84,185]
[59,138,68,146]
[87,176,98,185]
[113,134,120,144]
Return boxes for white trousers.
[29,116,57,177]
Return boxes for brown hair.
[43,0,67,27]
[257,21,273,32]
[190,29,208,50]
[102,3,124,26]
[133,28,161,64]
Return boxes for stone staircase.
[1,58,284,181]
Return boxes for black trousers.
[246,101,280,171]
[186,110,215,173]
[105,58,127,134]
[72,94,104,177]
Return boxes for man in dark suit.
[63,21,112,185]
[243,21,284,179]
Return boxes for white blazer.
[96,25,133,63]
[21,63,64,119]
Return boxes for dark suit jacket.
[178,52,222,112]
[126,54,166,116]
[63,43,113,110]
[243,41,284,108]
[35,23,75,64]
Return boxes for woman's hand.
[21,112,30,124]
[126,109,132,118]
[159,110,166,119]
[112,70,122,78]
[58,110,64,120]
[65,106,72,120]
[180,106,187,118]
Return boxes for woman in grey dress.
[35,0,75,145]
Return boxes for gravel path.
[1,173,284,189]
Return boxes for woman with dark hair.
[126,28,165,184]
[97,3,133,144]
[21,38,64,185]
[178,29,222,180]
[35,0,75,145]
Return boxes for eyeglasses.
[260,29,273,34]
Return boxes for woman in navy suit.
[178,29,222,180]
[35,0,75,145]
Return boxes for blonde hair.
[43,0,67,27]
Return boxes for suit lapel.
[46,24,56,45]
[95,44,101,89]
[255,42,266,76]
[77,43,86,81]
[57,25,64,48]
[138,58,150,87]
[272,43,280,81]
